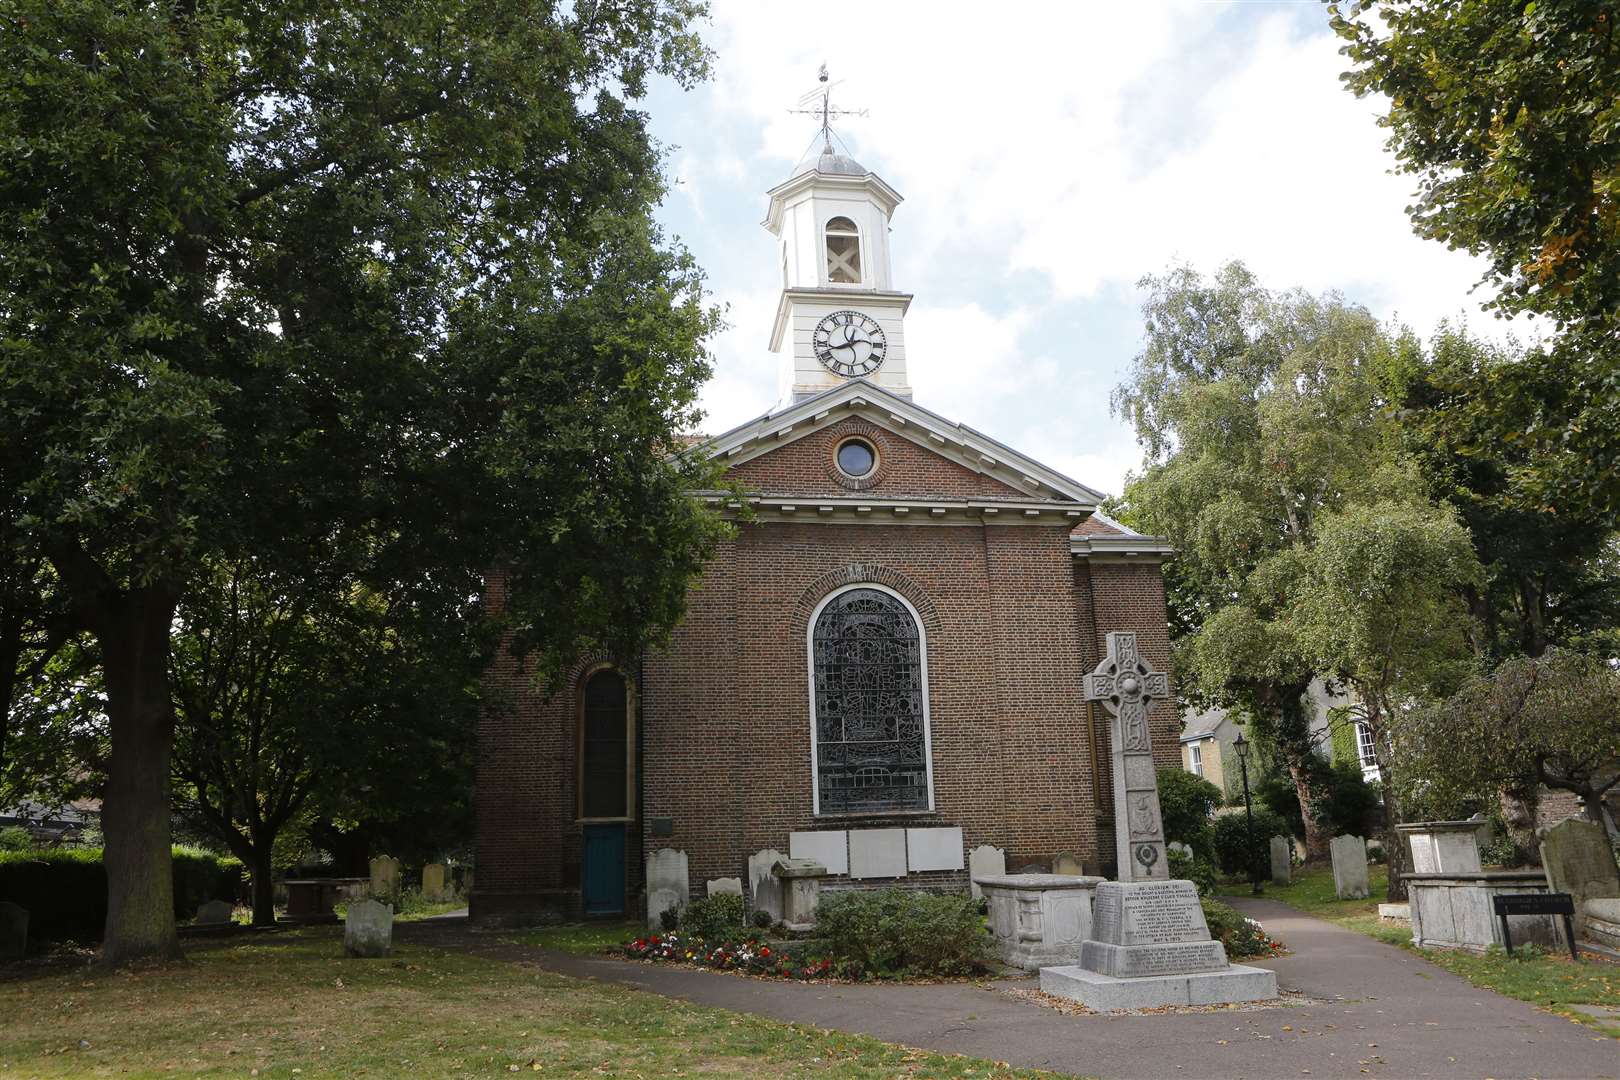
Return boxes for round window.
[836,438,877,477]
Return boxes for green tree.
[1377,324,1620,859]
[1156,767,1223,862]
[1397,650,1620,842]
[1113,262,1402,859]
[1332,1,1620,521]
[1279,500,1482,897]
[169,561,479,925]
[0,0,721,964]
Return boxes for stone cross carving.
[1084,631,1170,882]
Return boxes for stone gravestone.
[194,899,234,925]
[344,899,393,958]
[1053,852,1084,876]
[1269,836,1292,886]
[1331,834,1369,900]
[967,844,1006,900]
[706,877,743,898]
[747,848,785,922]
[1540,818,1620,938]
[0,901,27,960]
[1082,632,1170,881]
[421,862,447,901]
[645,848,689,930]
[1041,633,1277,1011]
[369,855,402,901]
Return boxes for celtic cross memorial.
[1084,631,1170,881]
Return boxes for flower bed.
[624,932,834,980]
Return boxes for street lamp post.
[1234,732,1261,895]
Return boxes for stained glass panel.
[812,588,929,813]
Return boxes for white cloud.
[660,1,1528,491]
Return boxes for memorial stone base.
[1038,879,1278,1012]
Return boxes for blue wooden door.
[582,824,625,915]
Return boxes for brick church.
[471,139,1178,924]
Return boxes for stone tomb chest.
[974,873,1104,969]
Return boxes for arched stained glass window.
[810,586,931,814]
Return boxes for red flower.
[760,946,771,957]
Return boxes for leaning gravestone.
[421,862,447,900]
[344,899,393,958]
[369,855,402,901]
[747,848,785,922]
[1269,836,1292,886]
[0,901,27,960]
[194,899,234,925]
[1331,834,1369,900]
[968,844,1006,900]
[645,848,689,930]
[1540,818,1620,938]
[1041,632,1277,1010]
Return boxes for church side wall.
[640,520,1104,897]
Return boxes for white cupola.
[764,148,912,406]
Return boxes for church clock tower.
[764,144,911,406]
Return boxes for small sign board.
[1491,892,1578,960]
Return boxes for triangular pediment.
[692,380,1106,507]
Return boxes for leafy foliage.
[1167,846,1220,898]
[1212,808,1290,880]
[1113,261,1410,856]
[0,0,722,962]
[677,893,746,942]
[1201,898,1284,959]
[1396,650,1620,835]
[1332,2,1620,520]
[812,889,990,978]
[1157,766,1223,860]
[0,845,240,943]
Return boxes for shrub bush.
[678,893,745,941]
[750,907,773,929]
[0,826,34,852]
[1157,767,1222,860]
[1201,897,1281,959]
[0,846,242,942]
[813,888,989,978]
[1212,808,1289,879]
[1166,847,1219,897]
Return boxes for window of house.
[1189,742,1204,777]
[825,216,862,284]
[1356,722,1377,770]
[810,585,931,814]
[580,668,630,819]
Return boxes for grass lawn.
[1231,865,1620,1036]
[0,928,1055,1079]
[508,920,643,954]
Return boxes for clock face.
[813,310,887,377]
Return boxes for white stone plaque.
[789,830,848,875]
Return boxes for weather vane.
[788,64,868,154]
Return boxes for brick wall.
[471,426,1176,921]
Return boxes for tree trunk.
[96,587,182,966]
[1495,784,1541,867]
[1380,770,1407,902]
[1276,692,1330,861]
[250,842,277,926]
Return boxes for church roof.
[788,148,870,180]
[691,378,1108,507]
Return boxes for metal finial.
[789,66,868,156]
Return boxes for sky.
[640,1,1522,498]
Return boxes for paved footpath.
[457,898,1620,1080]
